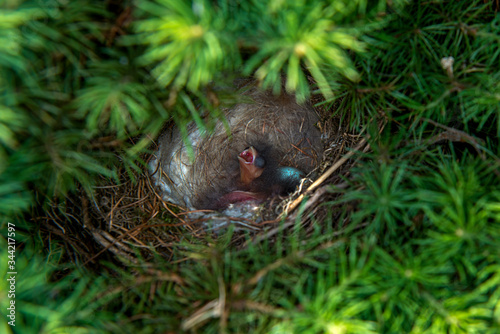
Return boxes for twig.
[422,118,485,150]
[280,137,368,218]
[280,119,387,218]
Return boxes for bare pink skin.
[216,190,264,209]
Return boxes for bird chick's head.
[238,146,265,185]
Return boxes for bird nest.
[37,94,373,268]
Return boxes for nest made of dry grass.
[38,97,374,268]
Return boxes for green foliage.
[331,0,500,130]
[46,210,496,333]
[74,61,155,138]
[0,226,116,334]
[1,0,500,333]
[336,161,417,239]
[0,0,156,218]
[133,0,405,102]
[242,0,368,101]
[135,0,241,92]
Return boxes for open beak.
[238,146,264,185]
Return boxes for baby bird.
[238,146,265,186]
[213,146,305,209]
[149,83,323,210]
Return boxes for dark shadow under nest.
[36,95,373,269]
